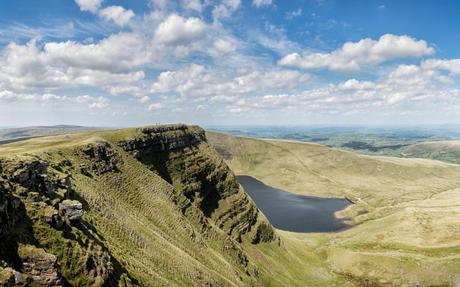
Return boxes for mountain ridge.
[0,124,278,286]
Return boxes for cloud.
[99,6,135,27]
[279,34,435,71]
[421,59,460,74]
[148,102,164,110]
[74,0,103,13]
[0,36,146,91]
[0,90,110,109]
[253,0,273,7]
[154,14,206,45]
[212,0,241,21]
[151,0,168,9]
[213,38,238,54]
[285,9,302,19]
[183,0,204,12]
[43,33,150,72]
[75,0,134,27]
[138,96,150,103]
[108,84,149,98]
[221,58,460,118]
[150,64,311,99]
[0,12,224,95]
[4,2,459,125]
[253,22,301,55]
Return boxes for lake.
[236,176,352,233]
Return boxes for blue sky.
[0,0,459,127]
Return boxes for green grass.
[207,131,460,286]
[402,140,460,164]
[1,126,342,286]
[2,126,460,286]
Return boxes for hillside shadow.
[134,149,173,184]
[0,197,37,270]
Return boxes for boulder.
[59,200,83,223]
[82,143,122,175]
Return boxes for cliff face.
[0,125,276,287]
[119,125,274,243]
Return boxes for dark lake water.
[237,176,352,233]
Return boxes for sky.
[0,0,459,127]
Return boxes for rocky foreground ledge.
[0,124,277,287]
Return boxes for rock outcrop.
[0,156,136,286]
[59,199,83,223]
[81,143,123,175]
[119,124,206,154]
[18,245,62,287]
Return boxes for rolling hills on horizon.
[0,126,104,144]
[3,124,460,165]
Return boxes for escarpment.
[0,124,277,286]
[118,125,276,243]
[119,124,205,153]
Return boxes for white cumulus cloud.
[421,59,460,74]
[150,64,310,99]
[74,0,103,13]
[99,6,135,27]
[0,90,110,109]
[0,35,147,92]
[154,14,207,45]
[279,34,435,71]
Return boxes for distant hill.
[402,140,460,164]
[0,125,104,144]
[208,126,460,164]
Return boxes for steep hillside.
[0,125,281,286]
[207,131,460,286]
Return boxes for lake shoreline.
[237,175,352,233]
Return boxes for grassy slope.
[0,126,101,142]
[207,131,460,286]
[402,140,460,164]
[0,127,350,286]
